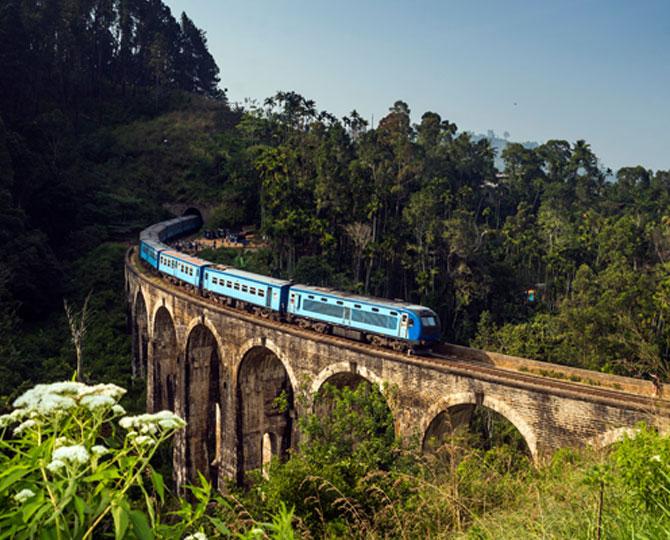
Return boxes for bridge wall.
[126,251,670,487]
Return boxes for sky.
[164,0,669,172]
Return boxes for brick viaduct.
[125,249,670,488]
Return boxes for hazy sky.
[164,0,669,172]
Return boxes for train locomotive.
[139,214,441,352]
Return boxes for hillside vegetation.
[1,1,670,537]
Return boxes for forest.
[1,0,670,538]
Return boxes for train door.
[399,313,409,339]
[343,306,351,325]
[265,287,272,308]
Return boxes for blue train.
[139,214,441,352]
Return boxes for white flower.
[12,382,126,418]
[47,459,66,473]
[52,444,89,467]
[54,437,69,448]
[651,455,662,462]
[134,435,155,447]
[119,411,186,435]
[112,404,125,415]
[0,408,29,428]
[14,419,37,435]
[80,394,116,411]
[14,489,36,503]
[184,533,208,540]
[80,384,126,401]
[91,445,109,456]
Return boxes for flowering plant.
[0,381,185,539]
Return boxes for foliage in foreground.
[0,380,296,539]
[3,378,670,539]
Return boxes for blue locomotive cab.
[288,285,438,346]
[406,308,441,344]
[203,266,291,311]
[158,250,209,288]
[139,239,163,270]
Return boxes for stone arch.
[309,362,397,439]
[236,343,295,482]
[310,361,385,398]
[149,300,175,341]
[420,393,538,462]
[184,324,223,488]
[234,337,299,394]
[183,316,226,361]
[132,289,149,379]
[152,306,178,412]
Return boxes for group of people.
[169,229,249,256]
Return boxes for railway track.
[127,247,670,415]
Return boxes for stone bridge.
[125,249,670,488]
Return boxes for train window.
[354,304,361,309]
[242,285,248,292]
[336,300,344,305]
[226,281,232,288]
[371,307,379,312]
[408,319,414,327]
[259,289,265,297]
[321,297,328,302]
[250,287,256,295]
[390,311,398,316]
[421,316,438,327]
[234,283,240,290]
[308,295,315,299]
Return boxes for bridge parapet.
[435,343,666,399]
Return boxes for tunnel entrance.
[185,325,221,488]
[152,307,177,412]
[423,404,531,458]
[183,207,203,227]
[132,291,148,379]
[236,346,294,483]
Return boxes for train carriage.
[139,239,164,270]
[158,250,210,288]
[203,266,291,312]
[287,284,441,347]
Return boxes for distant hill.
[471,130,539,171]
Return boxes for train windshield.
[421,315,438,327]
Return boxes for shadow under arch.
[421,393,537,462]
[310,362,385,399]
[152,306,178,412]
[132,289,149,379]
[184,323,222,488]
[236,344,295,484]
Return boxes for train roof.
[207,265,292,287]
[290,283,432,313]
[140,238,165,250]
[140,215,201,242]
[161,250,210,267]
